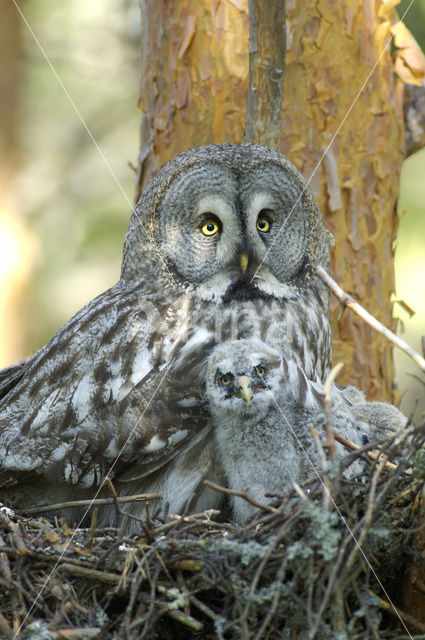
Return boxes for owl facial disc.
[145,158,327,303]
[206,338,283,420]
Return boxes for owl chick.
[338,385,408,435]
[206,339,372,523]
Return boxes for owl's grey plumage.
[0,143,333,527]
[206,339,372,523]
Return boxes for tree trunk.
[137,0,410,402]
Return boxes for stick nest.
[1,421,425,640]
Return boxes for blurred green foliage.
[399,0,425,52]
[395,1,425,416]
[16,0,140,353]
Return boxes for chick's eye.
[201,220,220,236]
[257,217,271,233]
[256,365,267,377]
[218,374,232,386]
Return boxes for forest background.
[0,0,424,415]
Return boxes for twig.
[203,480,277,514]
[88,508,98,553]
[105,477,121,521]
[308,517,365,639]
[323,362,344,460]
[60,563,120,584]
[51,629,100,639]
[22,492,161,514]
[163,608,204,631]
[323,362,344,412]
[316,265,425,373]
[148,519,182,538]
[292,482,308,501]
[170,508,221,524]
[0,613,14,640]
[369,589,425,632]
[333,432,397,469]
[311,427,332,510]
[0,546,97,566]
[240,518,290,632]
[0,511,29,555]
[253,553,288,640]
[190,594,225,626]
[344,457,386,573]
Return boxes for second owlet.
[0,143,332,527]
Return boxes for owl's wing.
[117,423,213,483]
[0,358,34,401]
[0,285,212,495]
[0,467,42,491]
[114,323,217,483]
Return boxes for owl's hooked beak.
[237,375,253,404]
[239,252,249,274]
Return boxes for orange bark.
[137,0,412,402]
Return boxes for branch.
[0,510,28,555]
[369,589,425,633]
[245,0,286,150]
[323,363,345,461]
[163,609,204,632]
[61,562,120,584]
[204,479,277,514]
[333,431,397,470]
[22,492,161,515]
[316,265,425,373]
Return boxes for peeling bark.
[136,0,250,202]
[245,0,286,150]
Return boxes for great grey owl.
[0,143,333,527]
[205,338,373,523]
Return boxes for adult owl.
[0,143,332,527]
[205,338,371,523]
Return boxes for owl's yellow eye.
[257,217,270,233]
[201,220,220,236]
[218,374,232,386]
[256,365,267,377]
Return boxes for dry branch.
[333,431,397,470]
[61,562,120,584]
[323,362,345,461]
[21,492,161,515]
[204,479,277,513]
[369,589,425,633]
[316,265,425,373]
